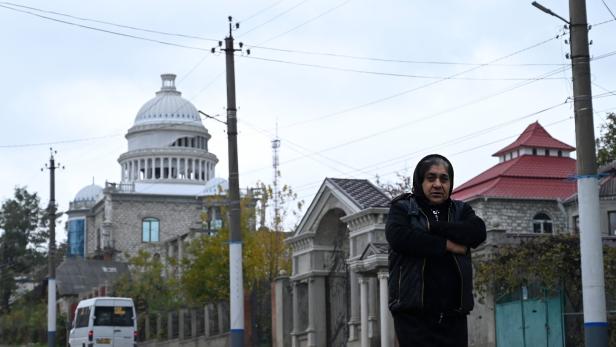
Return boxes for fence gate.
[495,288,564,347]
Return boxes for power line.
[248,45,567,67]
[238,0,286,23]
[279,48,616,129]
[278,35,561,128]
[0,3,212,52]
[240,54,567,81]
[255,0,352,45]
[0,2,218,42]
[600,0,616,21]
[239,0,310,37]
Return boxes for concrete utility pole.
[532,1,608,345]
[212,16,248,347]
[42,148,62,347]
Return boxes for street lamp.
[533,2,608,346]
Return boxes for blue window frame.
[142,218,160,242]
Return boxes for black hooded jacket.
[385,154,486,314]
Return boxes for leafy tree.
[254,181,303,281]
[0,187,47,313]
[181,185,303,305]
[181,196,259,304]
[596,112,616,166]
[113,250,180,314]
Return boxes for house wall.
[85,193,202,260]
[468,198,568,234]
[565,198,616,235]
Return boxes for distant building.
[65,74,234,264]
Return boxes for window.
[533,213,552,233]
[609,211,616,235]
[93,306,134,327]
[142,218,160,242]
[532,148,537,155]
[573,215,580,234]
[75,307,91,328]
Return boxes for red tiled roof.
[492,121,575,156]
[452,155,577,201]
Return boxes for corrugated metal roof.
[56,258,129,296]
[492,121,575,156]
[327,178,390,209]
[452,156,577,201]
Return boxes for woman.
[386,154,486,347]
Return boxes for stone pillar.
[378,271,392,347]
[291,281,299,347]
[273,274,291,347]
[156,313,162,339]
[137,159,141,180]
[145,158,149,180]
[145,313,151,340]
[348,271,360,341]
[307,276,326,347]
[179,309,186,340]
[217,302,225,333]
[368,277,377,338]
[359,276,369,347]
[167,312,173,339]
[204,304,210,337]
[191,309,197,337]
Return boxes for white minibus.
[68,297,137,347]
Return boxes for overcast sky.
[1,0,615,237]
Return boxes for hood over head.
[412,154,454,201]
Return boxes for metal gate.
[495,287,564,347]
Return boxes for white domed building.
[66,74,237,261]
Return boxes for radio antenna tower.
[272,122,281,232]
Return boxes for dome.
[74,183,103,202]
[133,74,201,126]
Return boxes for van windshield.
[93,306,134,327]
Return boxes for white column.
[307,278,316,346]
[359,276,369,347]
[137,159,141,180]
[145,158,149,179]
[368,277,377,338]
[378,271,392,347]
[195,159,200,180]
[348,271,360,341]
[291,281,299,347]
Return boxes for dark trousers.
[393,311,468,347]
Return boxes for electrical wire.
[240,54,567,81]
[238,0,286,23]
[248,45,567,67]
[0,3,211,52]
[255,0,352,45]
[600,0,616,21]
[238,0,310,37]
[0,2,218,42]
[278,35,562,128]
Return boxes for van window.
[94,306,134,327]
[75,307,91,328]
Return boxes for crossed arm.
[385,201,486,257]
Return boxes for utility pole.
[212,16,249,347]
[42,148,62,347]
[532,1,608,346]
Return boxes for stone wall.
[469,198,568,234]
[85,192,203,260]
